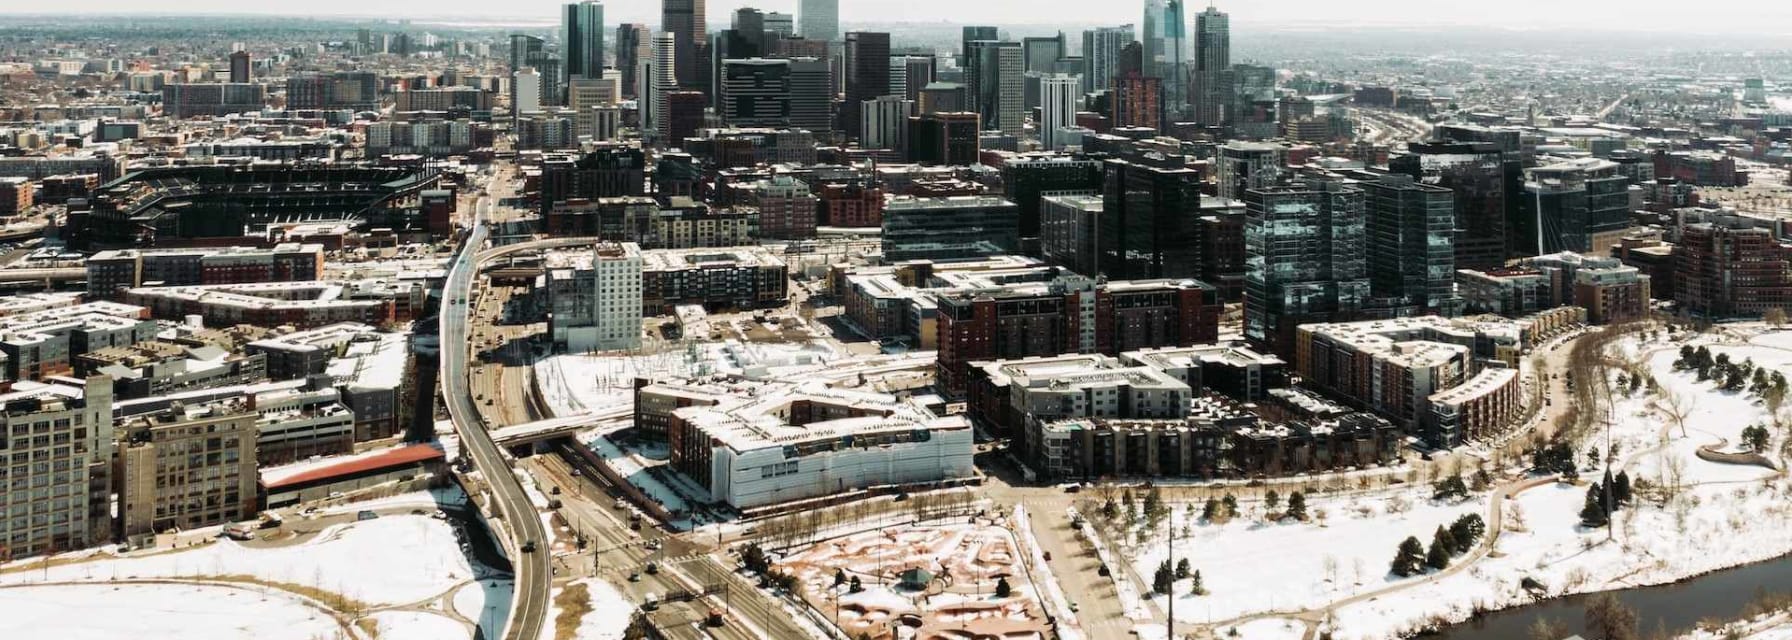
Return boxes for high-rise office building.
[960,26,998,67]
[966,40,1025,136]
[1243,178,1370,356]
[1099,158,1207,281]
[787,57,833,134]
[719,58,790,127]
[842,32,891,140]
[1159,0,1189,120]
[562,1,606,83]
[862,95,915,152]
[652,32,679,142]
[1040,74,1081,149]
[1004,157,1104,242]
[899,55,937,103]
[1082,25,1132,95]
[1514,158,1633,257]
[1023,33,1066,74]
[765,12,795,38]
[1217,142,1281,201]
[514,68,543,115]
[510,34,551,114]
[662,0,707,90]
[908,112,980,166]
[798,0,839,42]
[1390,141,1516,271]
[1192,6,1231,127]
[228,50,250,83]
[616,24,651,99]
[1363,173,1461,317]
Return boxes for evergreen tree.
[1153,560,1174,594]
[1201,497,1220,521]
[1264,490,1280,512]
[1175,558,1191,580]
[1190,569,1205,596]
[1222,494,1238,518]
[995,576,1012,598]
[1433,473,1469,500]
[1425,535,1452,571]
[1432,526,1459,561]
[849,576,864,593]
[1613,471,1632,505]
[1449,514,1486,551]
[834,568,847,587]
[1744,425,1772,453]
[1391,536,1425,577]
[1676,345,1696,369]
[1286,491,1307,521]
[1581,482,1609,527]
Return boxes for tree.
[1153,560,1174,594]
[1767,307,1789,328]
[1743,424,1772,453]
[1201,497,1220,522]
[1526,617,1570,640]
[1264,490,1281,513]
[1190,569,1206,596]
[1612,471,1632,505]
[1585,593,1639,640]
[1222,494,1238,519]
[994,576,1012,598]
[1175,558,1191,580]
[1391,536,1425,577]
[833,568,847,588]
[1286,491,1307,521]
[849,576,863,594]
[1429,526,1457,570]
[1450,513,1487,552]
[1433,473,1469,501]
[1661,392,1695,438]
[1581,482,1609,528]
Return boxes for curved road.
[440,199,568,640]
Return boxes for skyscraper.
[862,95,915,152]
[1243,178,1370,356]
[961,26,998,68]
[228,50,250,83]
[1100,158,1207,281]
[1362,173,1460,317]
[1390,141,1515,271]
[616,24,651,99]
[1022,33,1066,74]
[899,55,937,103]
[966,40,1024,136]
[798,0,839,42]
[764,12,795,38]
[1160,0,1188,121]
[1193,5,1231,127]
[662,0,707,89]
[514,68,542,115]
[1040,74,1080,149]
[1082,25,1132,95]
[1514,158,1633,257]
[787,57,834,135]
[562,2,605,83]
[652,32,679,142]
[719,58,790,127]
[509,34,550,117]
[842,31,891,140]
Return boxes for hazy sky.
[7,0,1792,33]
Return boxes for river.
[1425,552,1792,638]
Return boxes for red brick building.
[935,278,1222,396]
[819,183,884,228]
[1676,219,1792,319]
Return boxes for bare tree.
[1766,307,1788,329]
[1659,391,1694,439]
[1585,593,1639,640]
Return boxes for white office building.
[547,243,642,353]
[514,68,542,115]
[1040,73,1080,149]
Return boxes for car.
[1069,602,1079,613]
[644,539,662,551]
[521,540,537,553]
[645,561,660,575]
[628,572,642,582]
[356,510,379,521]
[431,510,448,520]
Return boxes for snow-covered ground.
[573,579,635,640]
[1323,329,1792,639]
[0,582,348,640]
[1127,489,1486,624]
[0,491,508,640]
[533,340,843,416]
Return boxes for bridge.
[490,406,630,446]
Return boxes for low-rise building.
[640,246,789,315]
[664,380,975,511]
[0,302,157,382]
[122,280,423,329]
[0,377,115,556]
[118,398,259,539]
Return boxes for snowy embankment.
[1326,330,1792,638]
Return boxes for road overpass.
[439,197,558,640]
[491,407,630,446]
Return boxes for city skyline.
[9,0,1792,35]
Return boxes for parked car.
[356,510,379,521]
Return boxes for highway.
[439,195,552,640]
